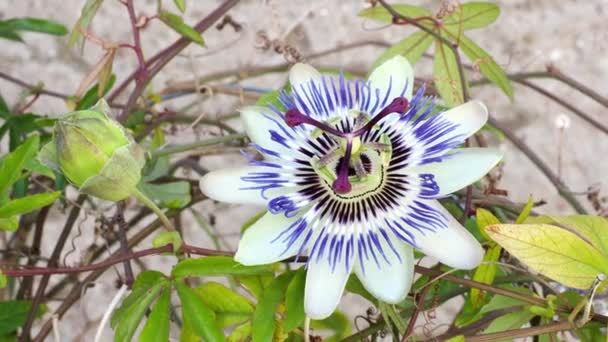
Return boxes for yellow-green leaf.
[174,0,186,12]
[443,2,500,31]
[476,208,500,240]
[159,10,205,46]
[525,215,608,257]
[194,282,254,327]
[358,4,431,23]
[69,0,104,47]
[433,38,465,107]
[485,224,608,289]
[515,195,534,224]
[0,191,61,219]
[470,243,501,308]
[457,35,513,99]
[371,31,434,71]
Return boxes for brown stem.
[465,321,574,342]
[0,71,69,100]
[116,0,241,122]
[401,280,432,341]
[114,202,134,287]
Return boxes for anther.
[283,108,345,137]
[352,97,409,136]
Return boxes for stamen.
[332,136,354,193]
[352,97,409,136]
[284,108,344,137]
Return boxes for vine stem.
[150,132,247,158]
[131,187,175,231]
[114,0,241,122]
[93,284,128,342]
[19,194,87,342]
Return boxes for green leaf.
[0,300,44,335]
[227,323,251,342]
[172,256,273,278]
[76,74,116,110]
[256,90,286,112]
[174,0,186,12]
[310,311,352,342]
[175,281,225,342]
[252,272,294,342]
[159,10,205,46]
[525,215,608,257]
[0,135,39,196]
[0,191,60,219]
[515,195,534,224]
[138,288,171,342]
[485,223,608,289]
[236,275,270,299]
[113,282,167,342]
[111,271,168,328]
[371,31,434,70]
[344,275,375,303]
[0,94,9,116]
[482,310,534,341]
[470,243,501,308]
[194,282,254,327]
[0,218,17,232]
[284,269,306,332]
[457,35,513,99]
[0,30,23,42]
[476,208,500,240]
[140,181,191,209]
[443,2,500,31]
[0,18,68,36]
[69,0,104,47]
[433,38,465,107]
[152,231,183,252]
[358,4,432,23]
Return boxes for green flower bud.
[39,100,145,201]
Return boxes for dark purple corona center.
[284,96,409,194]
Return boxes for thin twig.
[0,71,69,100]
[20,194,87,342]
[487,116,588,214]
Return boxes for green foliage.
[69,0,104,47]
[174,0,187,13]
[486,218,608,289]
[0,17,68,42]
[172,256,274,278]
[0,300,45,336]
[194,282,254,327]
[138,288,171,342]
[361,1,513,102]
[252,271,294,342]
[175,281,225,342]
[284,268,306,331]
[159,10,205,46]
[152,231,183,252]
[310,311,352,342]
[140,181,192,208]
[111,271,170,342]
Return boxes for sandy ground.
[1,0,607,340]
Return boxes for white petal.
[240,106,294,157]
[235,211,306,265]
[434,100,488,140]
[289,63,322,115]
[200,167,270,205]
[367,56,414,105]
[305,259,351,319]
[354,238,414,303]
[409,200,484,270]
[408,147,503,197]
